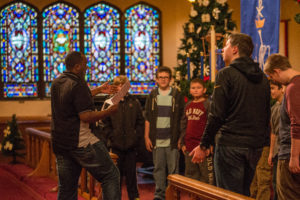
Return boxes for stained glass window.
[84,3,121,86]
[0,2,38,98]
[43,3,80,96]
[124,4,160,94]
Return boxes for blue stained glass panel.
[124,4,160,94]
[84,3,121,85]
[0,2,39,98]
[42,3,80,96]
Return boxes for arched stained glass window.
[84,3,121,87]
[42,3,80,96]
[124,4,160,94]
[0,2,38,98]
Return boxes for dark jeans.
[112,148,139,200]
[214,145,262,196]
[56,141,120,200]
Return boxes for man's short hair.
[269,79,282,89]
[264,54,291,74]
[65,51,84,70]
[113,75,129,85]
[228,33,254,57]
[190,78,205,87]
[156,66,172,78]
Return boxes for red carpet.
[0,164,84,200]
[0,163,185,200]
[0,165,44,200]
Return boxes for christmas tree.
[0,114,25,164]
[295,0,300,24]
[175,0,236,98]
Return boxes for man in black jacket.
[190,33,270,196]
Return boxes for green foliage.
[175,0,236,97]
[295,0,300,24]
[0,114,25,163]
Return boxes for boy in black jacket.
[103,75,144,200]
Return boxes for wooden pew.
[166,174,254,200]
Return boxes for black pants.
[112,148,139,200]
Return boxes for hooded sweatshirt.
[200,57,270,148]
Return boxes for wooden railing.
[25,127,118,200]
[0,116,51,148]
[25,127,57,180]
[166,174,254,200]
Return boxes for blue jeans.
[56,141,120,200]
[152,146,179,200]
[214,145,262,196]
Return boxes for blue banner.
[241,0,280,70]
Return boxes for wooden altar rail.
[166,174,255,200]
[25,127,57,180]
[25,127,118,200]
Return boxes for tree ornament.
[198,0,210,7]
[190,6,198,17]
[212,8,221,20]
[180,49,186,55]
[224,18,228,30]
[175,71,181,81]
[187,38,193,45]
[178,59,183,65]
[201,14,211,22]
[216,0,227,6]
[188,23,195,33]
[196,26,202,34]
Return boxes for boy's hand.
[181,145,186,153]
[145,137,153,152]
[99,82,118,94]
[189,145,206,163]
[268,153,273,166]
[177,139,181,149]
[289,155,300,173]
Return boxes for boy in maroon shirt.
[179,78,214,184]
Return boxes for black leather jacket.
[201,57,270,148]
[103,94,144,151]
